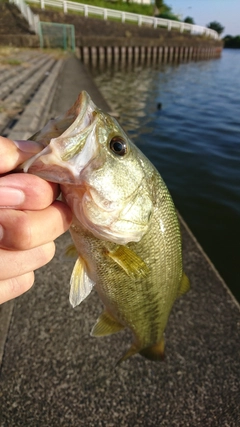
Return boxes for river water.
[90,49,240,302]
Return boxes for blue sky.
[168,0,240,36]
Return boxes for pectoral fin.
[69,257,95,308]
[106,245,149,279]
[65,244,78,258]
[91,310,125,337]
[178,272,190,297]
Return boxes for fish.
[22,91,190,363]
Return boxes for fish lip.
[21,91,97,176]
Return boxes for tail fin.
[116,344,139,366]
[116,337,165,365]
[139,337,165,361]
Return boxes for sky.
[168,0,240,36]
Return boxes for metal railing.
[26,0,219,39]
[9,0,40,34]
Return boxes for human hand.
[0,136,72,304]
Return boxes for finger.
[0,137,43,174]
[0,272,35,304]
[0,201,72,250]
[0,242,56,281]
[0,173,59,209]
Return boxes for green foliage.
[155,0,164,11]
[71,0,154,16]
[223,35,240,48]
[154,0,179,20]
[207,21,224,35]
[157,11,179,21]
[184,16,195,24]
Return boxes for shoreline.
[0,52,239,426]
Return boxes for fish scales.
[22,91,189,363]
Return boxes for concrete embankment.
[0,52,239,426]
[0,3,223,63]
[36,9,224,64]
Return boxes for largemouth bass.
[23,91,190,363]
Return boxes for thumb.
[0,137,43,174]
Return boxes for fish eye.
[110,136,127,156]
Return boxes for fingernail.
[0,187,25,207]
[0,224,3,241]
[13,140,44,153]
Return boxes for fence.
[27,0,219,40]
[9,0,40,34]
[39,21,75,50]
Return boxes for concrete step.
[0,53,43,86]
[8,59,64,140]
[0,55,51,100]
[0,50,64,137]
[5,58,55,107]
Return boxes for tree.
[155,0,165,11]
[223,35,240,48]
[155,2,180,20]
[184,16,195,24]
[207,21,225,35]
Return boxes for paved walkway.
[0,51,239,427]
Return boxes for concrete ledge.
[0,55,239,426]
[0,34,39,47]
[76,35,222,49]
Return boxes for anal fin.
[91,310,125,337]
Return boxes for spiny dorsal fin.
[178,272,190,297]
[91,310,125,337]
[69,257,95,308]
[106,245,149,279]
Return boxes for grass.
[0,47,22,66]
[77,0,154,15]
[5,58,22,66]
[31,0,154,16]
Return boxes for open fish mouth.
[21,91,99,183]
[21,90,154,245]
